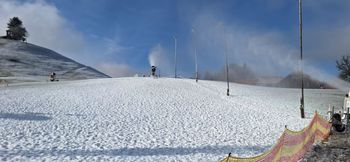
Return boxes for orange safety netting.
[220,112,331,162]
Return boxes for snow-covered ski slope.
[0,38,109,83]
[0,78,344,161]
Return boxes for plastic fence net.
[220,113,331,162]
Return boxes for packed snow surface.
[0,78,344,161]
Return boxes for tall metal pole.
[224,29,230,96]
[299,0,305,119]
[192,28,198,83]
[173,36,177,78]
[195,46,198,83]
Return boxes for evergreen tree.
[7,17,28,41]
[336,56,350,82]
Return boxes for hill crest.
[0,38,110,83]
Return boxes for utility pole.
[192,28,198,83]
[173,36,177,78]
[299,0,305,119]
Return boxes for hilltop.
[0,38,109,83]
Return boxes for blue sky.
[1,0,350,79]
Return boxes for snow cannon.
[151,66,157,77]
[49,72,59,82]
[343,92,350,130]
[331,113,346,132]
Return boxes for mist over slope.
[277,72,334,89]
[203,64,259,85]
[0,38,109,82]
[202,64,334,89]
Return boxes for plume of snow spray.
[148,44,163,66]
[193,18,350,91]
[303,65,350,92]
[147,44,172,76]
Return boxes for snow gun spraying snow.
[150,66,157,77]
[49,72,59,82]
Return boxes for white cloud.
[0,0,132,77]
[0,0,85,60]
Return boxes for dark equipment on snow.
[49,72,59,82]
[151,66,157,77]
[331,113,346,132]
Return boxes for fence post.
[327,106,332,121]
[226,153,231,162]
[347,108,350,131]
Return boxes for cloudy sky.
[1,0,350,79]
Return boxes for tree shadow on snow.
[0,145,271,157]
[0,112,52,121]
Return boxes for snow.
[0,78,344,161]
[0,38,109,83]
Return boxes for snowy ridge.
[0,38,109,83]
[0,78,343,161]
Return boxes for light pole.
[225,33,230,96]
[192,28,198,83]
[173,36,177,78]
[299,0,305,118]
[218,22,230,96]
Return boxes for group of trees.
[2,17,28,41]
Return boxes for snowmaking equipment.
[327,91,350,132]
[342,91,350,131]
[49,72,59,82]
[151,66,157,77]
